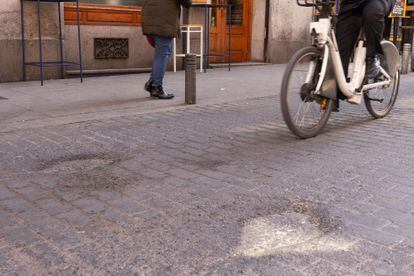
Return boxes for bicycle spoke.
[296,102,312,127]
[310,103,320,119]
[294,101,306,125]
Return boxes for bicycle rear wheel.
[281,47,334,139]
[364,70,400,118]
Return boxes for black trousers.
[336,0,393,74]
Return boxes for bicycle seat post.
[319,1,331,18]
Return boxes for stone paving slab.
[0,65,284,133]
[0,70,414,274]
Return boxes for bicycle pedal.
[366,97,384,103]
[347,93,363,105]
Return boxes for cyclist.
[336,0,396,79]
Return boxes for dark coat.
[340,0,396,13]
[142,0,192,38]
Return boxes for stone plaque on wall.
[94,38,129,59]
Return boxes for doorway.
[209,0,252,63]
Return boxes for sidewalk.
[0,64,283,132]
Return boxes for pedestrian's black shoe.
[144,78,153,94]
[150,85,174,100]
[366,56,381,79]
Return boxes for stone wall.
[64,25,154,72]
[267,0,312,63]
[63,8,201,74]
[0,0,60,82]
[251,0,266,62]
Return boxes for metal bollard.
[411,40,414,71]
[401,43,411,75]
[185,53,197,104]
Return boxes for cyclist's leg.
[362,0,391,59]
[336,5,363,76]
[335,3,362,103]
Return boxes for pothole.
[238,212,320,254]
[56,168,132,191]
[0,96,8,100]
[236,200,355,257]
[36,153,120,174]
[33,152,138,191]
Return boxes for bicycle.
[280,0,401,139]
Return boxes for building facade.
[0,0,312,82]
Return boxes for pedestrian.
[142,0,192,99]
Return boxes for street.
[0,65,414,275]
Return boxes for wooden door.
[209,0,252,63]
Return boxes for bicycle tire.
[364,70,400,119]
[281,47,334,139]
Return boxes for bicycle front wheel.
[281,47,334,139]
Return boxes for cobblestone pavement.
[1,77,414,275]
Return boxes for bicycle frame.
[310,18,393,105]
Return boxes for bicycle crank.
[366,97,384,103]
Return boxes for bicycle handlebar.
[296,0,316,7]
[296,0,337,8]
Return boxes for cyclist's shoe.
[332,100,340,112]
[366,56,381,79]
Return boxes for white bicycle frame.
[310,18,392,105]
